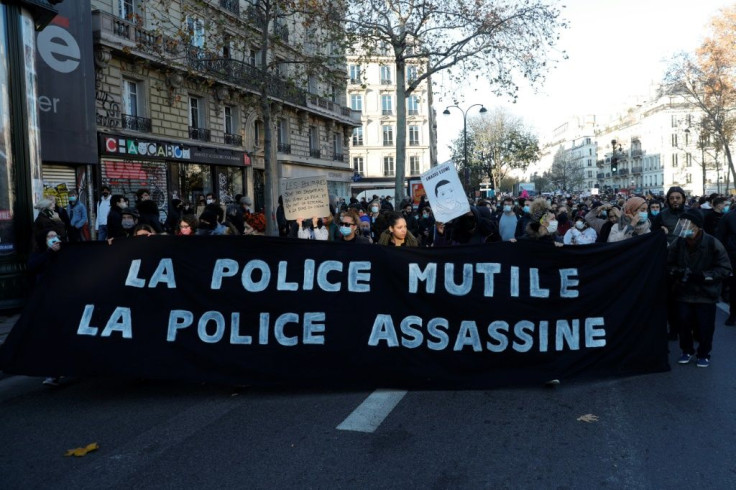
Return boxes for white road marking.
[337,389,407,433]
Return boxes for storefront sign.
[99,134,246,166]
[36,0,97,164]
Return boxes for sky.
[434,0,736,163]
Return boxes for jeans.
[677,301,716,359]
[97,225,107,241]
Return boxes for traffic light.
[611,157,618,174]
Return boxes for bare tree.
[333,0,567,203]
[545,147,584,192]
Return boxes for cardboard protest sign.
[282,176,330,220]
[420,162,470,223]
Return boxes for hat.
[240,196,252,206]
[666,186,686,200]
[682,209,704,229]
[624,196,646,215]
[34,198,54,210]
[121,208,139,218]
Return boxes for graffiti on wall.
[102,160,168,218]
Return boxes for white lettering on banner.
[76,304,133,339]
[209,258,372,293]
[124,259,177,288]
[166,310,326,345]
[368,314,606,352]
[408,263,579,298]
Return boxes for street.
[1,306,736,489]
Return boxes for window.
[671,134,678,147]
[380,65,392,84]
[277,119,288,146]
[119,0,139,20]
[123,79,139,117]
[349,65,360,83]
[672,154,678,167]
[330,84,338,103]
[588,171,593,178]
[407,95,419,115]
[685,153,692,167]
[587,159,592,167]
[189,96,203,128]
[350,94,363,112]
[186,16,205,48]
[309,126,320,156]
[352,127,363,146]
[382,125,393,146]
[409,125,420,145]
[410,156,420,175]
[353,157,364,174]
[381,94,393,115]
[333,133,343,158]
[248,48,258,66]
[383,156,395,176]
[308,75,318,94]
[686,173,692,184]
[224,106,234,134]
[671,115,678,128]
[254,120,263,148]
[406,65,418,83]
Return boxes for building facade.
[346,53,436,200]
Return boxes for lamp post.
[443,103,487,196]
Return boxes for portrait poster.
[420,162,470,223]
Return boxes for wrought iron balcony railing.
[224,133,242,146]
[333,153,344,162]
[121,114,152,132]
[189,127,211,142]
[310,149,321,158]
[278,143,291,154]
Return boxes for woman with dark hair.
[377,211,419,247]
[177,215,198,236]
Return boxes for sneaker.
[725,317,736,326]
[42,377,60,386]
[677,353,693,364]
[696,358,710,368]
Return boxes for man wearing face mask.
[668,210,731,368]
[120,209,139,238]
[497,197,519,242]
[67,191,88,242]
[704,196,728,236]
[514,198,533,239]
[336,209,370,244]
[401,203,419,238]
[516,198,563,247]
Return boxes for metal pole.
[463,109,469,196]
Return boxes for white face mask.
[546,220,558,234]
[575,221,585,230]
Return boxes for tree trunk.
[259,8,278,236]
[394,58,406,205]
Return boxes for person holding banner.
[378,212,419,247]
[667,210,732,368]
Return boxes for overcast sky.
[434,0,735,162]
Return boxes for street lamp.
[443,103,487,195]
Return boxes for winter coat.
[377,229,419,247]
[667,232,732,304]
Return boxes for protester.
[704,196,727,236]
[164,198,184,234]
[67,191,88,242]
[177,215,198,236]
[95,185,112,241]
[607,196,651,242]
[416,206,435,247]
[106,195,128,239]
[653,186,688,245]
[716,202,736,325]
[132,224,157,237]
[667,209,732,368]
[378,211,418,247]
[563,215,597,245]
[516,198,563,247]
[135,188,163,233]
[497,197,519,242]
[336,209,370,244]
[32,198,67,247]
[514,198,533,239]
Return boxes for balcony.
[632,166,642,174]
[278,143,292,154]
[618,168,629,176]
[631,149,643,158]
[409,140,420,146]
[219,0,239,15]
[382,109,392,116]
[408,109,419,116]
[380,79,393,85]
[92,10,176,56]
[383,171,395,177]
[224,133,242,146]
[383,141,394,146]
[310,149,321,158]
[121,114,152,132]
[349,78,361,85]
[189,127,211,142]
[597,173,605,179]
[333,153,344,162]
[352,139,363,146]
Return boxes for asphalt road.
[1,306,736,489]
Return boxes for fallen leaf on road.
[65,442,99,457]
[577,414,599,423]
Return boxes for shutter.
[42,165,77,189]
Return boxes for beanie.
[666,186,686,201]
[681,209,704,229]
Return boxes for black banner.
[0,233,669,389]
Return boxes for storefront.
[98,133,249,222]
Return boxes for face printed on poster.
[420,162,470,223]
